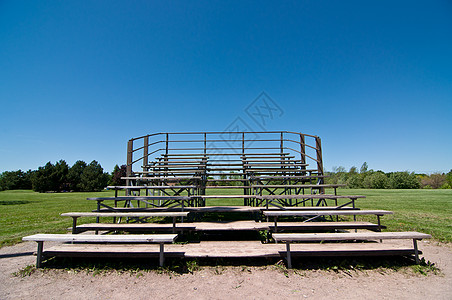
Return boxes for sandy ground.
[0,240,451,300]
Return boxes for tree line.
[0,161,127,193]
[1,160,450,191]
[325,162,452,189]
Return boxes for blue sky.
[1,1,451,174]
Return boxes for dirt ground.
[0,240,451,300]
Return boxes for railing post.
[204,133,207,155]
[300,134,306,168]
[126,139,133,196]
[315,136,324,189]
[165,133,169,155]
[242,132,245,155]
[143,136,149,171]
[280,132,284,155]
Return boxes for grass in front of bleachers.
[1,188,451,247]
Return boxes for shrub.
[389,171,420,189]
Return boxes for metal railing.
[126,131,323,178]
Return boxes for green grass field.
[0,189,451,247]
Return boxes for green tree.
[32,162,55,192]
[0,169,33,191]
[445,170,452,189]
[54,160,69,191]
[79,160,109,192]
[68,160,87,191]
[109,164,126,186]
[360,162,368,174]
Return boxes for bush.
[389,171,420,189]
[421,173,446,189]
[368,172,390,189]
[346,174,363,188]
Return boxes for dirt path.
[1,240,451,299]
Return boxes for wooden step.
[42,240,420,259]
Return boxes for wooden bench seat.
[263,209,392,232]
[122,176,202,180]
[40,241,424,262]
[272,231,432,267]
[61,212,189,234]
[87,196,194,211]
[107,185,196,189]
[74,220,383,233]
[22,233,178,267]
[250,175,326,180]
[251,184,345,189]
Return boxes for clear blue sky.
[1,1,451,174]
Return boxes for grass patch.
[1,188,451,248]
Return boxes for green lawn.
[0,189,451,247]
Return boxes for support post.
[36,241,43,268]
[72,217,79,234]
[286,242,292,269]
[159,243,165,267]
[413,239,420,264]
[172,217,176,233]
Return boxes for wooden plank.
[23,233,178,243]
[107,185,196,189]
[42,241,419,259]
[87,196,192,201]
[122,176,202,180]
[264,206,359,211]
[252,184,346,188]
[96,206,263,213]
[250,175,326,179]
[258,194,366,200]
[61,212,189,218]
[75,221,383,233]
[200,195,256,199]
[272,231,432,242]
[264,210,393,217]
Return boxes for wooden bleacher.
[23,131,432,268]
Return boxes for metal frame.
[121,131,326,208]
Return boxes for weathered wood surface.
[75,221,382,233]
[251,184,345,188]
[122,176,202,180]
[95,205,262,213]
[23,233,178,243]
[264,206,358,211]
[61,212,189,218]
[272,232,432,242]
[263,210,393,217]
[199,195,257,199]
[257,194,366,199]
[87,196,192,201]
[107,185,196,189]
[42,240,419,259]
